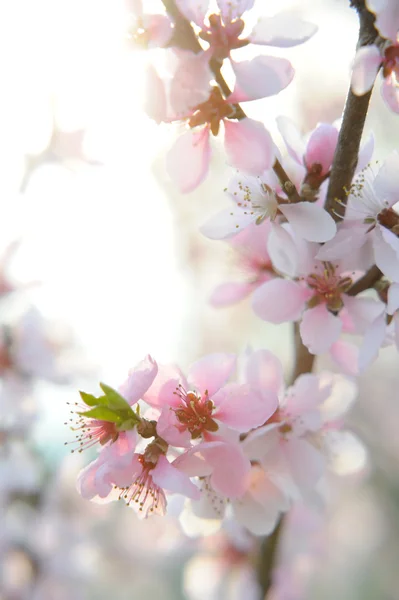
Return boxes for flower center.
[306,262,352,312]
[173,385,219,439]
[120,454,166,516]
[65,412,119,453]
[188,87,235,136]
[234,180,278,225]
[198,14,248,60]
[383,45,399,82]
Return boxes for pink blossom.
[166,87,275,192]
[201,172,336,242]
[119,354,158,405]
[317,153,399,281]
[358,282,399,369]
[242,351,363,498]
[351,43,399,113]
[210,221,275,307]
[126,0,173,49]
[366,0,399,41]
[252,226,384,354]
[143,353,277,446]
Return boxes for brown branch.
[324,2,380,220]
[347,264,382,296]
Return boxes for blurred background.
[1,0,399,598]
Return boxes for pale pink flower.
[317,153,399,282]
[126,0,173,49]
[359,282,399,369]
[143,353,277,447]
[242,351,363,499]
[210,220,275,307]
[175,440,251,499]
[366,0,399,41]
[176,1,316,103]
[351,43,399,113]
[201,172,336,243]
[166,87,275,193]
[252,226,384,354]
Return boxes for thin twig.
[324,2,380,220]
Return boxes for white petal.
[279,202,336,242]
[249,13,318,47]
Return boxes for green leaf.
[99,383,131,411]
[79,391,108,407]
[79,406,122,423]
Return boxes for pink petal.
[279,202,336,242]
[166,127,211,193]
[252,279,309,323]
[216,0,254,22]
[249,13,318,47]
[144,14,173,48]
[119,355,158,405]
[156,406,192,448]
[197,441,251,498]
[276,115,306,165]
[284,438,325,492]
[300,305,342,354]
[169,51,212,118]
[356,132,375,172]
[351,45,382,95]
[153,455,200,500]
[213,382,278,431]
[175,0,208,26]
[245,349,284,397]
[388,283,399,315]
[143,65,167,123]
[330,340,359,376]
[267,223,300,278]
[343,295,385,334]
[285,373,330,415]
[367,0,399,41]
[305,124,339,175]
[143,364,185,408]
[373,151,399,207]
[359,313,387,370]
[373,226,399,281]
[200,207,256,240]
[395,314,399,350]
[229,56,294,103]
[78,458,111,500]
[316,225,367,261]
[188,353,236,397]
[210,281,255,307]
[223,118,275,175]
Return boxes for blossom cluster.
[74,352,364,534]
[73,0,399,548]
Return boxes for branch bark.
[324,2,380,220]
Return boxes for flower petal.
[143,364,185,408]
[252,279,309,323]
[279,202,336,242]
[223,118,275,175]
[143,65,167,123]
[351,45,382,95]
[217,0,254,22]
[153,455,200,500]
[245,349,284,397]
[300,305,342,354]
[175,0,209,25]
[373,226,399,282]
[166,127,211,193]
[200,207,256,240]
[119,355,158,406]
[198,441,251,498]
[305,124,339,175]
[213,382,278,431]
[229,56,294,103]
[388,283,399,315]
[330,340,359,377]
[373,151,399,207]
[249,13,318,47]
[188,353,236,397]
[367,0,399,41]
[276,115,306,165]
[169,50,212,118]
[359,312,387,370]
[210,281,255,307]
